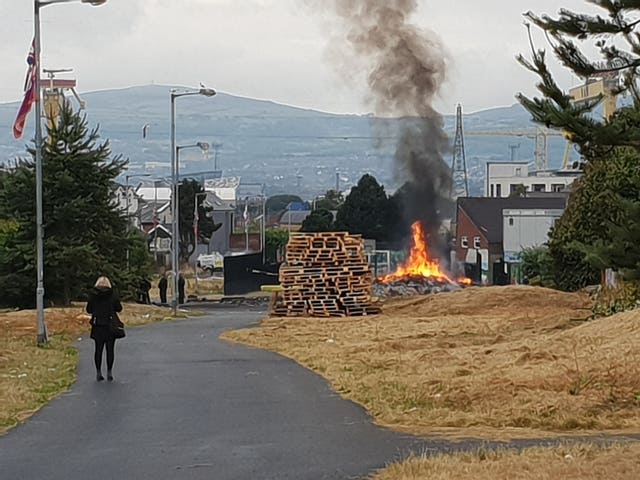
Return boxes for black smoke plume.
[313,0,453,255]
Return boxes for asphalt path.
[1,305,437,480]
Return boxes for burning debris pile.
[373,221,470,297]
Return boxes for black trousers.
[94,336,116,372]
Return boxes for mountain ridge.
[0,84,566,197]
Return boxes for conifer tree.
[0,103,150,307]
[300,208,334,232]
[334,174,391,241]
[517,1,640,160]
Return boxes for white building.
[502,208,564,262]
[485,161,580,198]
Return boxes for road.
[1,306,435,480]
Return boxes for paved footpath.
[1,307,441,480]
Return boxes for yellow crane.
[562,77,618,169]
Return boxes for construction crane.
[41,68,85,129]
[561,76,619,169]
[465,127,562,171]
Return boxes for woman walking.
[86,276,123,382]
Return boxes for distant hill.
[0,85,571,197]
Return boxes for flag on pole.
[13,38,38,139]
[243,202,248,225]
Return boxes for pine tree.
[334,174,391,241]
[547,147,640,290]
[300,208,334,232]
[579,195,640,280]
[0,103,149,307]
[517,2,640,160]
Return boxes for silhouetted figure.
[178,274,186,305]
[86,276,123,382]
[158,275,168,304]
[138,278,151,304]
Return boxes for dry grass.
[223,285,640,439]
[372,442,640,480]
[0,302,172,435]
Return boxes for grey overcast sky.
[1,0,591,115]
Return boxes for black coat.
[86,287,122,326]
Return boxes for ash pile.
[373,276,462,297]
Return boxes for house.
[455,195,568,284]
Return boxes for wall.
[503,208,564,261]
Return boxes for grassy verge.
[371,442,640,479]
[223,285,640,439]
[0,302,175,435]
[0,334,76,433]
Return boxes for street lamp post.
[170,88,215,315]
[33,0,107,346]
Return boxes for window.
[532,184,546,192]
[490,184,494,197]
[473,236,481,249]
[508,218,514,226]
[515,167,522,176]
[461,236,468,248]
[551,183,564,192]
[496,184,502,197]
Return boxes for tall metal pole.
[170,93,178,315]
[125,175,130,269]
[34,0,48,346]
[169,87,215,315]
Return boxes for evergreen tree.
[517,2,640,160]
[334,174,391,241]
[0,103,149,307]
[300,208,334,232]
[547,147,640,290]
[578,195,640,280]
[314,189,344,211]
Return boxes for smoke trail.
[312,0,453,254]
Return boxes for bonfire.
[375,221,471,297]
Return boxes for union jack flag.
[13,38,38,139]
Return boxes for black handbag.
[110,312,126,339]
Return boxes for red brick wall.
[454,206,488,262]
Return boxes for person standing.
[158,274,168,305]
[86,276,123,382]
[178,273,186,305]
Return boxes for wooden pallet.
[270,232,379,317]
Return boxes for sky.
[1,0,593,115]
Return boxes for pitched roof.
[457,196,568,244]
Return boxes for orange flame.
[381,221,453,283]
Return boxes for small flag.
[243,203,248,224]
[13,38,38,139]
[142,123,150,139]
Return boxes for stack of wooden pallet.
[270,231,381,317]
